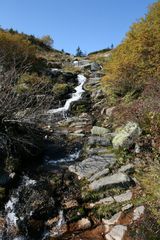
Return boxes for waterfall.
[47,74,86,114]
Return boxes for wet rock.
[91,126,110,136]
[50,223,68,238]
[112,122,142,149]
[0,171,10,186]
[69,218,91,232]
[89,173,131,191]
[133,206,145,221]
[11,179,56,237]
[46,216,59,226]
[27,219,44,238]
[48,211,67,238]
[105,225,127,240]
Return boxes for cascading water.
[3,73,87,240]
[47,74,86,114]
[4,176,37,239]
[42,210,66,240]
[45,149,81,165]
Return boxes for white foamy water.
[47,150,80,165]
[5,176,36,229]
[57,210,65,227]
[13,237,27,240]
[23,176,36,186]
[47,74,86,114]
[5,197,19,226]
[42,210,66,240]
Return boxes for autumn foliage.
[102,1,160,153]
[0,30,36,70]
[102,1,160,100]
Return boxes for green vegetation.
[75,46,85,57]
[88,47,111,56]
[96,3,160,235]
[16,73,51,93]
[52,83,72,99]
[135,165,160,221]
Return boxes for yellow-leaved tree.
[102,1,160,100]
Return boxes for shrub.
[17,73,51,94]
[102,1,160,100]
[110,77,160,153]
[52,83,71,99]
[0,30,36,69]
[40,35,54,48]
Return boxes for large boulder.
[69,153,116,179]
[112,122,142,149]
[91,126,110,136]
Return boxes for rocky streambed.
[0,60,147,240]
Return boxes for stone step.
[105,225,127,240]
[102,212,122,227]
[88,136,112,147]
[69,154,116,179]
[86,147,112,156]
[89,173,132,191]
[89,190,133,208]
[88,168,110,182]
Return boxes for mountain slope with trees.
[102,1,160,153]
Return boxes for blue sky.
[0,0,157,54]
